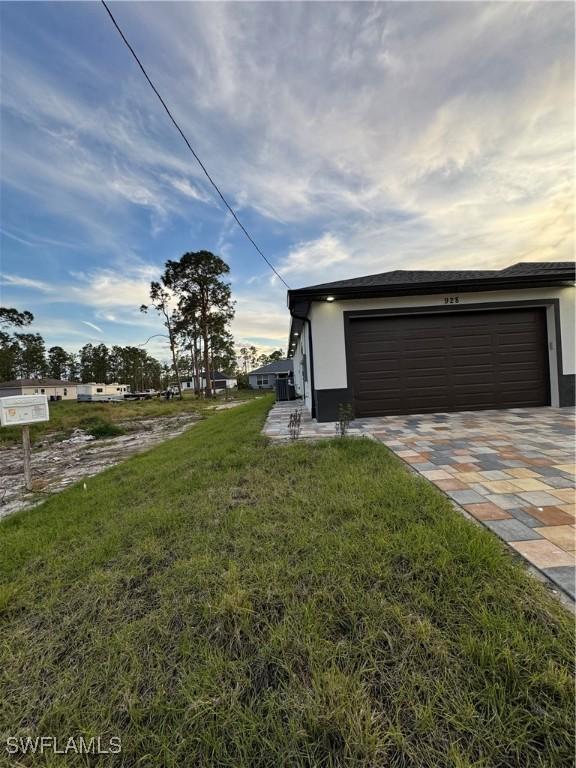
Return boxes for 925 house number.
[443,296,459,304]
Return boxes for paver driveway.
[354,408,575,600]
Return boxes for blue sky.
[0,1,573,361]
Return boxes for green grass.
[0,397,573,767]
[0,389,257,445]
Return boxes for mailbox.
[0,394,50,427]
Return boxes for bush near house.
[0,397,573,766]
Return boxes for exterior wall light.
[326,296,335,302]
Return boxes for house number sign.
[443,296,460,304]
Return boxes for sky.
[0,1,573,362]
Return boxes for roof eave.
[287,273,575,307]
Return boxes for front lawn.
[0,397,573,766]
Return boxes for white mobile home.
[77,383,130,402]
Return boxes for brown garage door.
[349,308,550,417]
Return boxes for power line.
[137,334,170,347]
[100,0,290,290]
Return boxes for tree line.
[0,307,163,390]
[1,250,284,396]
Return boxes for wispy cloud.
[64,266,158,308]
[81,320,103,334]
[231,294,291,348]
[0,273,54,292]
[280,234,350,278]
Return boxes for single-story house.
[0,378,77,400]
[287,262,576,422]
[180,371,237,393]
[248,359,293,390]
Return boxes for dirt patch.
[0,411,203,519]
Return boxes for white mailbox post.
[0,395,50,491]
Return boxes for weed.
[336,403,354,437]
[288,408,302,440]
[84,419,125,439]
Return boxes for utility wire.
[100,0,290,290]
[137,333,170,347]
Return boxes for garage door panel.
[453,374,495,387]
[403,340,450,352]
[350,309,550,416]
[403,357,450,371]
[355,360,402,372]
[452,354,494,367]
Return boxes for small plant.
[288,409,302,441]
[336,403,353,438]
[85,419,125,439]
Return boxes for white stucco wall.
[309,286,575,404]
[292,325,312,412]
[293,341,304,396]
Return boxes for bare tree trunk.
[193,334,201,395]
[201,291,212,398]
[164,309,182,399]
[209,345,216,398]
[171,341,182,399]
[189,337,196,395]
[203,332,212,398]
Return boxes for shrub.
[84,419,124,439]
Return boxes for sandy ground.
[0,400,247,520]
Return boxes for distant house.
[77,383,130,402]
[0,378,77,400]
[180,371,237,393]
[248,359,293,390]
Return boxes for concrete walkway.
[263,400,367,440]
[263,401,575,602]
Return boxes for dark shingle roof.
[0,378,76,389]
[249,359,293,375]
[499,262,575,275]
[201,371,236,380]
[302,262,575,291]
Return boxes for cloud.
[81,320,103,334]
[231,294,291,347]
[164,175,211,203]
[66,266,159,308]
[95,311,117,322]
[0,273,54,292]
[280,234,351,278]
[1,265,159,312]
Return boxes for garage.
[349,308,550,417]
[288,262,575,421]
